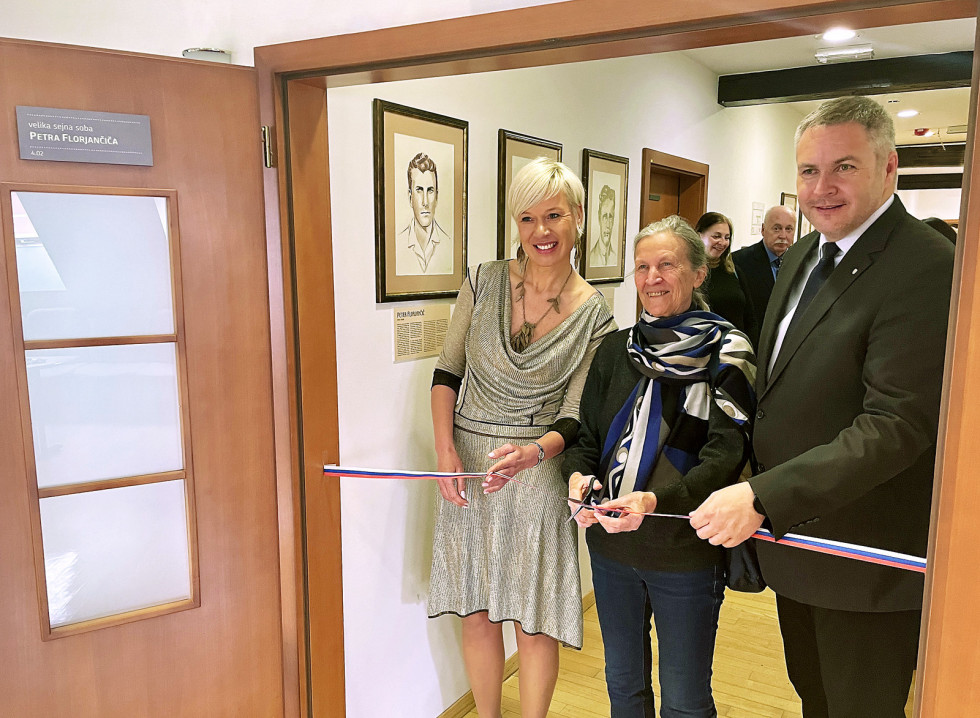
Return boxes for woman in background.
[695,211,757,344]
[428,158,616,718]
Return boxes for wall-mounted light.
[814,44,875,64]
[181,48,232,63]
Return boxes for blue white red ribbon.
[323,466,487,482]
[324,465,927,574]
[752,528,926,573]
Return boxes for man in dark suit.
[732,205,795,334]
[690,96,954,717]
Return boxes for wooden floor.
[464,588,914,718]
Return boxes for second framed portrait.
[373,99,468,303]
[797,209,814,240]
[496,130,562,260]
[581,149,629,283]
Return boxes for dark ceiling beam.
[897,173,963,190]
[898,143,966,168]
[718,51,972,107]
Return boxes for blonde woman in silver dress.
[428,158,616,717]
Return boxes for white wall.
[328,50,802,717]
[897,188,963,222]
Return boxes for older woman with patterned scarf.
[564,215,756,718]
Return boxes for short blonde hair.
[508,157,585,238]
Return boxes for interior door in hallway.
[639,148,708,228]
[637,148,709,317]
[0,39,288,718]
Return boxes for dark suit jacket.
[732,240,775,339]
[747,197,954,612]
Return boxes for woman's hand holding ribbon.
[483,443,537,493]
[594,492,658,533]
[436,447,468,508]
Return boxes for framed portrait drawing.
[780,192,798,212]
[496,130,562,260]
[373,99,467,303]
[581,149,628,284]
[797,209,814,239]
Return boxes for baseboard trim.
[437,591,596,718]
[437,688,476,718]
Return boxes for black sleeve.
[431,368,462,393]
[561,337,615,481]
[736,269,761,348]
[548,417,580,448]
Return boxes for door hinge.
[261,125,276,168]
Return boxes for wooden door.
[645,167,682,223]
[637,149,709,316]
[639,149,709,228]
[0,39,290,718]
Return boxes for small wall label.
[17,106,153,166]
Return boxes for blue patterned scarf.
[602,310,756,498]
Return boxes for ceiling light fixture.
[914,128,935,137]
[814,44,875,64]
[897,109,919,118]
[821,27,857,43]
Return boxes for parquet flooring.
[463,588,914,718]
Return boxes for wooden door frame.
[639,148,709,228]
[253,2,980,716]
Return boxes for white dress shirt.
[768,195,894,378]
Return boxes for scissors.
[568,476,622,522]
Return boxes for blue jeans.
[590,551,725,718]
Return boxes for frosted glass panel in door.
[40,480,191,628]
[13,192,175,340]
[26,343,183,488]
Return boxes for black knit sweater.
[562,328,747,571]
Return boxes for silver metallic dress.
[427,260,615,648]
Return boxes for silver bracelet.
[530,441,546,466]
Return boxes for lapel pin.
[851,268,858,275]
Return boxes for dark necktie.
[786,242,839,334]
[772,255,782,277]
